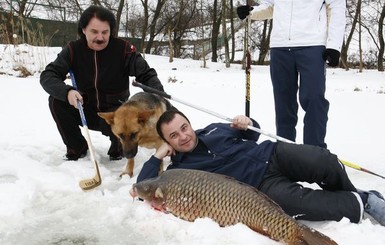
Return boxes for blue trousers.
[270,46,329,148]
[48,96,119,155]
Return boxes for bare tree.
[229,0,235,62]
[197,0,210,67]
[377,1,385,71]
[115,0,125,34]
[163,0,197,59]
[145,0,167,54]
[358,0,385,70]
[358,2,363,72]
[341,0,361,70]
[210,0,222,62]
[256,19,272,65]
[92,0,101,5]
[221,0,230,67]
[164,2,183,62]
[3,0,383,69]
[8,0,36,17]
[72,0,82,13]
[140,0,149,53]
[121,2,132,36]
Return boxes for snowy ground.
[1,44,385,244]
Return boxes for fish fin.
[294,227,338,245]
[155,187,164,199]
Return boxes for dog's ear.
[98,112,115,125]
[137,110,155,125]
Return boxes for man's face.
[161,114,197,153]
[82,17,110,51]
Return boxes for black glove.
[322,48,340,67]
[237,5,254,20]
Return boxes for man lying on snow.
[137,109,385,226]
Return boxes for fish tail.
[292,227,338,245]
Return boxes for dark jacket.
[40,38,164,112]
[137,119,277,188]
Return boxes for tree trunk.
[229,0,235,62]
[200,0,207,68]
[145,0,167,54]
[378,3,385,71]
[221,0,230,67]
[341,0,361,70]
[359,6,363,72]
[115,0,125,36]
[140,0,149,54]
[257,19,272,65]
[168,27,174,63]
[17,0,28,16]
[211,0,221,62]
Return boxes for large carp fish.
[130,169,337,245]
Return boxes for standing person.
[137,109,385,226]
[236,1,346,148]
[40,5,164,161]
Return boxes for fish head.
[130,179,166,210]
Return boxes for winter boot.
[63,147,88,161]
[108,137,123,161]
[363,190,385,226]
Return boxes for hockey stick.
[244,0,252,117]
[132,81,385,180]
[69,71,102,190]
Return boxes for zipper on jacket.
[93,51,100,110]
[288,0,294,41]
[193,150,217,159]
[208,150,216,159]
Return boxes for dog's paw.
[119,171,133,178]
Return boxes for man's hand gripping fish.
[130,169,337,245]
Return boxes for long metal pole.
[132,81,385,180]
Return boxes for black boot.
[108,137,123,161]
[63,147,88,161]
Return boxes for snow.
[1,44,385,244]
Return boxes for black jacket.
[40,38,164,111]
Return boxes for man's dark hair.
[156,109,190,141]
[77,5,116,39]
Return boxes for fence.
[0,11,142,50]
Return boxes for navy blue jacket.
[137,119,277,188]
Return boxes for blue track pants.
[270,46,329,148]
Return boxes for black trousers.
[48,96,119,154]
[259,142,362,223]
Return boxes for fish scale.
[131,169,338,245]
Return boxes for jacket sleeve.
[325,0,346,51]
[236,118,261,141]
[125,47,164,92]
[40,45,73,102]
[249,118,261,140]
[210,118,261,141]
[136,155,163,183]
[250,1,274,20]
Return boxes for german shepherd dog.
[98,92,174,177]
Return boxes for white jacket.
[250,0,346,51]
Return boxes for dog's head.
[98,104,158,159]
